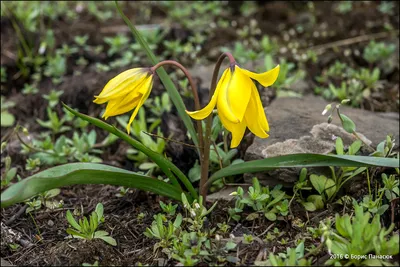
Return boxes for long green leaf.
[1,163,183,208]
[63,104,198,200]
[114,1,199,149]
[206,154,399,188]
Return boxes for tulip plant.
[1,1,398,208]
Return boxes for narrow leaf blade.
[1,163,183,208]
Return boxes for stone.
[244,94,399,186]
[288,79,310,94]
[206,185,250,202]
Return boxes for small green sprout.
[243,234,254,244]
[159,201,178,217]
[66,203,117,246]
[43,89,64,108]
[22,84,39,95]
[25,157,41,171]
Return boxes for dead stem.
[303,30,399,54]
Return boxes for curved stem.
[200,52,236,200]
[115,1,199,150]
[151,60,204,161]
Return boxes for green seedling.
[144,213,183,250]
[66,203,116,246]
[74,35,89,47]
[104,34,130,56]
[43,89,64,108]
[291,168,316,211]
[160,201,178,217]
[22,84,39,95]
[37,107,71,134]
[25,157,41,171]
[230,178,287,221]
[363,40,396,65]
[43,54,66,83]
[243,234,254,244]
[322,201,399,266]
[256,242,312,266]
[181,193,218,232]
[145,92,172,117]
[380,173,399,202]
[378,1,395,15]
[335,1,353,14]
[305,137,367,209]
[1,96,16,127]
[25,188,62,213]
[56,44,79,57]
[1,156,18,189]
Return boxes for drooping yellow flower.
[94,68,153,134]
[186,65,280,148]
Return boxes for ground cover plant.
[1,1,399,266]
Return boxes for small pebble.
[48,220,54,227]
[344,49,352,57]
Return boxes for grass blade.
[206,154,399,189]
[115,1,199,149]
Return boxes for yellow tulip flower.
[186,65,280,148]
[94,68,153,134]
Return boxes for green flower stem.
[115,1,199,150]
[151,60,204,159]
[62,104,198,200]
[200,52,236,200]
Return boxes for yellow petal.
[251,84,269,131]
[98,68,142,95]
[186,68,229,120]
[100,75,153,119]
[94,69,149,102]
[225,68,252,122]
[244,84,269,138]
[103,94,141,119]
[237,65,280,87]
[126,79,153,134]
[216,69,241,123]
[218,110,246,148]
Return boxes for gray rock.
[288,79,310,94]
[207,185,250,202]
[244,94,399,186]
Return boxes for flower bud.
[22,127,29,136]
[327,115,333,124]
[321,104,332,115]
[215,234,221,241]
[190,209,196,218]
[341,99,350,105]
